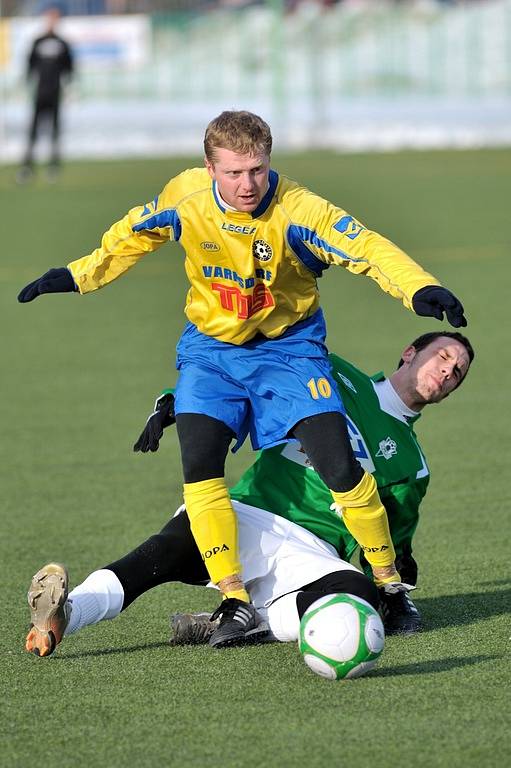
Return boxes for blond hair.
[204,111,272,163]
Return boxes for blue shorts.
[174,309,345,451]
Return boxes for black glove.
[133,392,175,453]
[411,285,467,328]
[18,268,77,303]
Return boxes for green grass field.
[1,149,510,768]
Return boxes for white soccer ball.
[299,593,385,680]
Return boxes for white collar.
[372,378,419,424]
[215,181,270,213]
[215,184,238,211]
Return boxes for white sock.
[64,569,124,637]
[266,592,300,643]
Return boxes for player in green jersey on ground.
[24,330,473,656]
[227,330,474,632]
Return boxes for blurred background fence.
[1,0,511,160]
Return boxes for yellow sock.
[223,588,250,602]
[183,478,247,594]
[331,472,396,569]
[373,570,402,587]
[218,574,250,603]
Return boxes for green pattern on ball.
[299,594,384,680]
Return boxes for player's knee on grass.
[296,570,379,618]
[176,413,234,483]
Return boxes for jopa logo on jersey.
[253,239,273,261]
[201,241,220,251]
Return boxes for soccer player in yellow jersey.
[18,111,467,648]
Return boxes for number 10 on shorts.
[307,377,332,399]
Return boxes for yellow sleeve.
[283,185,440,311]
[67,193,179,295]
[68,168,209,295]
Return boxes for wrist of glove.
[133,392,175,453]
[411,285,467,328]
[18,268,77,303]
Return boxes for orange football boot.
[25,563,70,657]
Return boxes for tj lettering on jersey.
[212,282,274,320]
[202,265,274,319]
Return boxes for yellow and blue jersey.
[67,167,440,345]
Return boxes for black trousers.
[104,510,379,614]
[24,96,61,166]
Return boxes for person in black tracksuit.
[19,7,74,180]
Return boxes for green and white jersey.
[230,354,430,560]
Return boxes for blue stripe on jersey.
[212,181,225,213]
[289,224,368,274]
[287,225,330,277]
[333,215,365,240]
[251,169,279,218]
[132,208,182,240]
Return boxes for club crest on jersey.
[253,240,273,262]
[376,437,397,460]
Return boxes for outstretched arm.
[18,180,183,302]
[285,188,467,327]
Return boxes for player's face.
[45,7,61,31]
[205,148,271,212]
[404,337,471,405]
